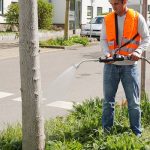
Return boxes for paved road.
[0,41,149,130]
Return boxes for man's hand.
[105,53,115,64]
[130,51,141,61]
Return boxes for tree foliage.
[5,3,19,25]
[5,0,53,30]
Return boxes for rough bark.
[19,0,45,149]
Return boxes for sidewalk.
[0,40,100,60]
[0,40,19,60]
[0,40,64,60]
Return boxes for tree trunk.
[19,0,45,149]
[64,0,70,40]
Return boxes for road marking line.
[12,97,22,102]
[0,91,13,99]
[42,98,46,101]
[46,101,73,110]
[12,97,46,102]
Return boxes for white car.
[147,20,150,29]
[80,16,104,40]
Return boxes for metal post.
[2,0,4,15]
[89,0,94,39]
[141,0,147,97]
[73,0,77,34]
[140,0,142,14]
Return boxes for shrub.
[38,0,53,29]
[44,97,150,149]
[0,97,150,149]
[5,3,19,28]
[5,0,53,30]
[70,36,89,46]
[141,93,150,126]
[39,36,89,47]
[0,124,22,149]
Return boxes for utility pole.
[19,0,45,149]
[141,0,147,97]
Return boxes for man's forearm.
[135,36,150,55]
[100,39,110,56]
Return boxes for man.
[100,0,150,136]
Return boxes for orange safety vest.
[104,9,141,56]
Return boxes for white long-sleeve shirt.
[100,11,150,65]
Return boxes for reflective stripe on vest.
[105,9,141,56]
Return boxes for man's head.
[109,0,128,16]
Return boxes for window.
[87,6,93,18]
[0,0,3,15]
[97,7,102,16]
[109,8,112,12]
[148,5,150,13]
[69,0,75,29]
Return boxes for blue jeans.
[102,64,141,135]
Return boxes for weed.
[0,96,150,149]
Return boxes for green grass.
[0,96,150,150]
[0,123,22,150]
[39,36,89,47]
[45,97,150,149]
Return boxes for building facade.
[81,0,111,24]
[51,0,111,28]
[127,0,150,21]
[0,0,150,27]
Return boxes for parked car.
[147,19,150,29]
[80,16,104,40]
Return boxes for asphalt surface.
[0,40,149,130]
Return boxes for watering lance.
[74,55,150,69]
[74,59,99,69]
[74,55,126,69]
